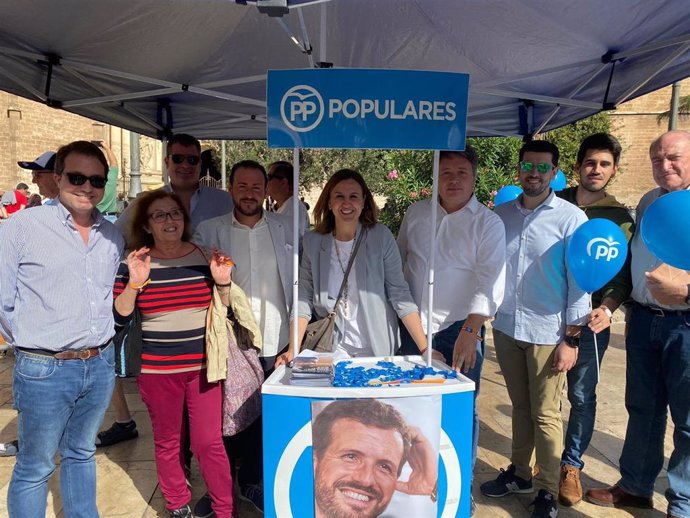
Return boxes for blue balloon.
[494,185,522,206]
[551,169,567,191]
[567,218,628,293]
[640,190,690,270]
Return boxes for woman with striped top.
[113,190,234,518]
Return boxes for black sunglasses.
[64,172,107,189]
[169,154,200,165]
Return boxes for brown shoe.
[559,465,582,506]
[585,484,653,508]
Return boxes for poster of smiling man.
[311,397,441,518]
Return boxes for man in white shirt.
[193,159,295,513]
[398,146,506,515]
[267,160,310,236]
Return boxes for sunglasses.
[169,154,200,165]
[148,209,184,223]
[64,172,107,189]
[520,161,553,174]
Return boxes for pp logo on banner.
[586,237,620,262]
[280,85,324,133]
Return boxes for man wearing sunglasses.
[555,133,634,506]
[18,151,59,202]
[103,133,234,449]
[0,140,124,518]
[481,140,589,518]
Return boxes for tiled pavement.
[0,321,674,517]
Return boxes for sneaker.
[193,492,215,518]
[239,483,264,513]
[169,504,193,518]
[530,489,558,518]
[0,440,18,457]
[95,420,138,447]
[558,464,582,506]
[480,464,534,497]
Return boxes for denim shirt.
[0,202,124,350]
[493,191,590,345]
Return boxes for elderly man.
[312,399,437,518]
[480,140,589,518]
[98,133,234,448]
[556,133,634,505]
[267,160,310,236]
[586,130,690,518]
[0,141,124,518]
[397,146,506,515]
[18,151,59,202]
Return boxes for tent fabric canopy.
[1,0,689,141]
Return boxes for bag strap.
[332,229,365,310]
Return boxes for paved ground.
[0,321,675,517]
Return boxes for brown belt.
[17,342,111,360]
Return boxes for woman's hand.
[127,248,151,285]
[275,350,294,367]
[210,248,234,286]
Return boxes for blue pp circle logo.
[280,85,325,133]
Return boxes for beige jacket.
[206,282,262,383]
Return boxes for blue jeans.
[619,305,690,517]
[8,344,116,518]
[400,319,484,471]
[561,326,610,469]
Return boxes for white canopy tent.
[1,0,689,140]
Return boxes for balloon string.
[590,293,600,384]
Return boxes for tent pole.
[127,131,142,199]
[221,140,227,191]
[669,82,681,130]
[291,148,301,362]
[426,150,440,366]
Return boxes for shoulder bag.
[302,230,364,353]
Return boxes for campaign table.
[262,356,475,518]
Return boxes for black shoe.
[530,489,558,518]
[95,420,138,447]
[169,504,193,518]
[480,464,534,497]
[239,483,264,513]
[193,492,215,518]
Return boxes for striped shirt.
[114,246,212,374]
[0,202,124,350]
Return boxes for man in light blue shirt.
[0,141,124,518]
[480,140,589,518]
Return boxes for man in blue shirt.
[0,141,124,518]
[480,140,589,518]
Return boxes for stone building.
[2,78,689,207]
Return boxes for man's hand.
[588,307,612,334]
[452,330,478,373]
[646,264,690,306]
[275,350,294,367]
[395,426,437,496]
[552,342,578,372]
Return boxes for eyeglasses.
[148,209,184,223]
[64,172,107,189]
[169,154,200,165]
[520,161,553,174]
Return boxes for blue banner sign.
[267,69,469,150]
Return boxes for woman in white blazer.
[277,169,429,363]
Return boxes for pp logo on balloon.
[587,237,620,262]
[280,85,325,133]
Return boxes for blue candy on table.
[332,360,458,387]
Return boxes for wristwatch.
[564,335,580,348]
